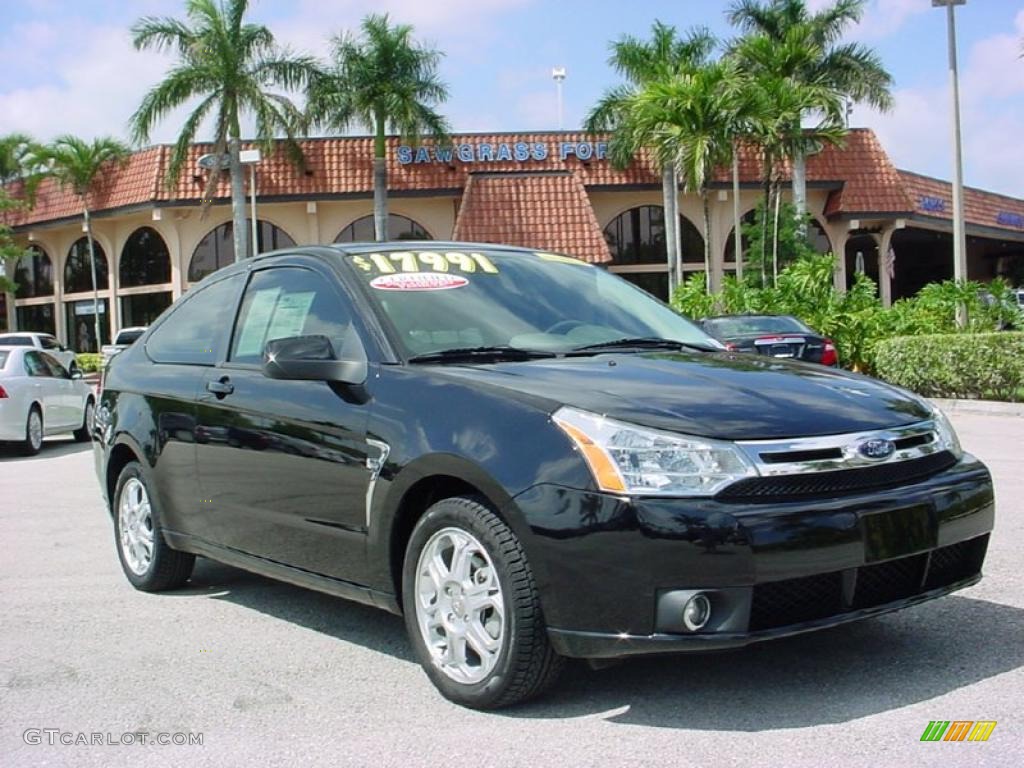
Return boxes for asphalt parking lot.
[1,411,1022,767]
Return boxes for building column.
[877,224,898,308]
[708,193,724,292]
[306,201,321,245]
[170,213,186,299]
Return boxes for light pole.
[552,67,566,130]
[240,149,262,258]
[933,0,968,325]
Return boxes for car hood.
[429,351,930,440]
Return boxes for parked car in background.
[0,346,95,455]
[699,314,839,367]
[101,326,147,367]
[0,332,79,374]
[94,243,992,709]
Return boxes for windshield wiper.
[407,346,557,364]
[568,337,720,354]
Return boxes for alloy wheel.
[119,478,154,576]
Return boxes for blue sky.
[1,0,1022,195]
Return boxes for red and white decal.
[370,272,469,291]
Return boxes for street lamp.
[933,0,968,325]
[552,67,566,130]
[240,149,261,259]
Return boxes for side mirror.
[71,370,84,380]
[262,333,367,385]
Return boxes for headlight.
[552,406,756,496]
[931,405,963,460]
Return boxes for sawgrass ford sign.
[397,140,609,165]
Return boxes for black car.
[93,242,994,709]
[700,314,839,366]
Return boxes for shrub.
[873,333,1024,401]
[75,353,102,373]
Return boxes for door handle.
[206,377,234,397]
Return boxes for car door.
[38,352,79,429]
[195,262,376,580]
[22,351,64,430]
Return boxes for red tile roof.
[898,170,1024,234]
[452,172,612,263]
[4,129,1023,239]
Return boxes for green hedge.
[873,333,1024,402]
[75,353,102,373]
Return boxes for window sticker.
[370,272,469,291]
[354,251,499,275]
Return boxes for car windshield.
[706,315,810,337]
[345,247,716,357]
[0,335,33,346]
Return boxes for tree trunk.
[662,166,679,292]
[83,207,103,353]
[732,144,743,281]
[702,190,712,293]
[373,114,388,242]
[228,137,247,261]
[771,181,782,288]
[792,148,807,238]
[3,284,16,332]
[761,150,773,288]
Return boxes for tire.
[73,398,94,442]
[20,406,43,456]
[113,461,195,591]
[402,496,563,709]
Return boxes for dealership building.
[3,128,1023,352]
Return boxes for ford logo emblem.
[859,438,895,461]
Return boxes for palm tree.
[306,14,449,242]
[585,22,715,290]
[0,133,39,330]
[619,61,742,290]
[34,136,130,351]
[0,133,35,184]
[728,0,893,226]
[130,0,317,262]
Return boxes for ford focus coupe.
[93,242,994,709]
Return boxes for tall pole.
[552,67,566,131]
[250,164,258,258]
[936,0,968,325]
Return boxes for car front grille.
[717,451,958,502]
[747,534,988,632]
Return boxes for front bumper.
[512,453,994,659]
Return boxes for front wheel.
[403,496,563,709]
[20,407,43,456]
[73,398,94,442]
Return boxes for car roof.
[0,331,48,338]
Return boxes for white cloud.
[804,0,929,39]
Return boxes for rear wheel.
[20,407,43,456]
[113,462,194,591]
[403,496,563,709]
[73,398,94,442]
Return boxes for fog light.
[682,593,711,632]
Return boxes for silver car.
[0,332,79,373]
[0,346,95,455]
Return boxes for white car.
[100,326,147,367]
[0,346,95,455]
[0,332,79,373]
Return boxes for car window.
[24,351,53,377]
[0,335,34,346]
[0,351,9,369]
[146,275,242,365]
[116,329,146,346]
[39,352,70,379]
[230,268,353,365]
[40,336,59,350]
[707,316,809,337]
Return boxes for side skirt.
[163,530,401,615]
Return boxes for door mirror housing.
[70,369,84,380]
[262,334,367,385]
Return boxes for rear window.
[707,316,810,337]
[0,335,33,346]
[116,329,145,346]
[0,351,9,368]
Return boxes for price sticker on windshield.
[354,251,499,275]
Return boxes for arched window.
[808,218,832,254]
[188,220,296,282]
[603,205,705,265]
[602,205,705,300]
[725,212,833,262]
[64,237,109,294]
[15,245,54,299]
[724,210,758,263]
[120,227,171,287]
[334,214,432,243]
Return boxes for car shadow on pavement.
[0,439,92,462]
[504,595,1024,729]
[173,558,414,662]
